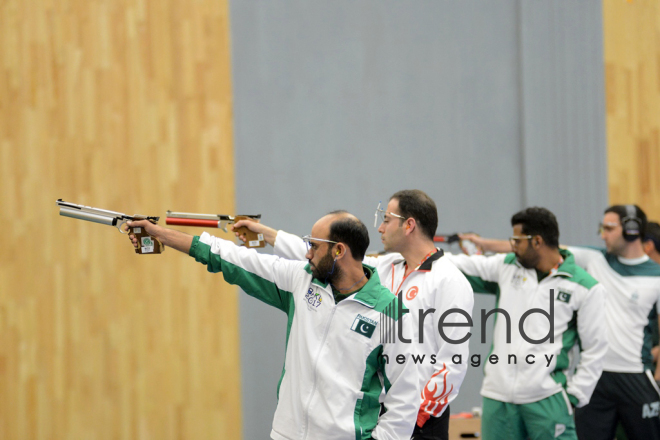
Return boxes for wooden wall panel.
[604,0,660,219]
[0,0,241,439]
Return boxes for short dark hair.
[510,207,560,248]
[604,205,647,240]
[327,212,370,261]
[390,190,438,241]
[645,221,660,250]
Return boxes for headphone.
[621,205,642,242]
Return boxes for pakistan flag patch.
[350,314,377,338]
[556,290,572,303]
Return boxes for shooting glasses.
[374,201,405,227]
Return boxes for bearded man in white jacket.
[234,190,475,440]
[127,211,421,440]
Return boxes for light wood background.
[0,0,242,439]
[604,0,660,220]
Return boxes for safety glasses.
[302,234,339,250]
[374,201,405,227]
[509,235,533,247]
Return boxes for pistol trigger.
[116,219,128,234]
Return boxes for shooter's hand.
[125,219,161,248]
[232,219,277,247]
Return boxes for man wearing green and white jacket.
[234,190,474,440]
[126,211,422,440]
[464,205,660,440]
[447,207,607,440]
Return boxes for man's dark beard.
[516,248,540,269]
[310,250,342,284]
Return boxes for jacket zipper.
[301,301,337,440]
[509,271,538,402]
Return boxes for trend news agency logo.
[381,289,560,346]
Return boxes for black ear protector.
[621,205,642,242]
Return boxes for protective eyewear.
[509,235,533,247]
[374,201,406,227]
[302,234,339,250]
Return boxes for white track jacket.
[568,246,660,373]
[446,250,607,408]
[189,232,421,440]
[274,231,474,426]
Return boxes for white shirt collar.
[617,254,650,265]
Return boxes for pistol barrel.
[59,207,117,227]
[57,199,126,218]
[166,211,222,221]
[166,217,221,228]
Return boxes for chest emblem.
[511,273,528,288]
[556,290,572,303]
[304,288,323,310]
[351,314,377,338]
[630,291,640,304]
[406,286,419,301]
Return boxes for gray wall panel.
[229,1,607,438]
[519,0,608,245]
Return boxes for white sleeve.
[444,253,506,294]
[372,312,422,440]
[273,230,308,261]
[566,246,604,271]
[566,283,608,407]
[190,232,305,311]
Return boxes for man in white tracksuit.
[235,190,475,440]
[568,205,660,440]
[446,207,607,440]
[465,205,660,439]
[126,211,422,440]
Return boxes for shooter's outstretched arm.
[126,220,193,254]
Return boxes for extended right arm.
[273,230,309,260]
[444,253,506,294]
[126,220,193,253]
[127,220,302,311]
[459,233,512,254]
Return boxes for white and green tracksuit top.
[568,246,660,373]
[189,232,422,440]
[273,230,474,425]
[445,250,607,408]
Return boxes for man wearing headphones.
[566,205,660,439]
